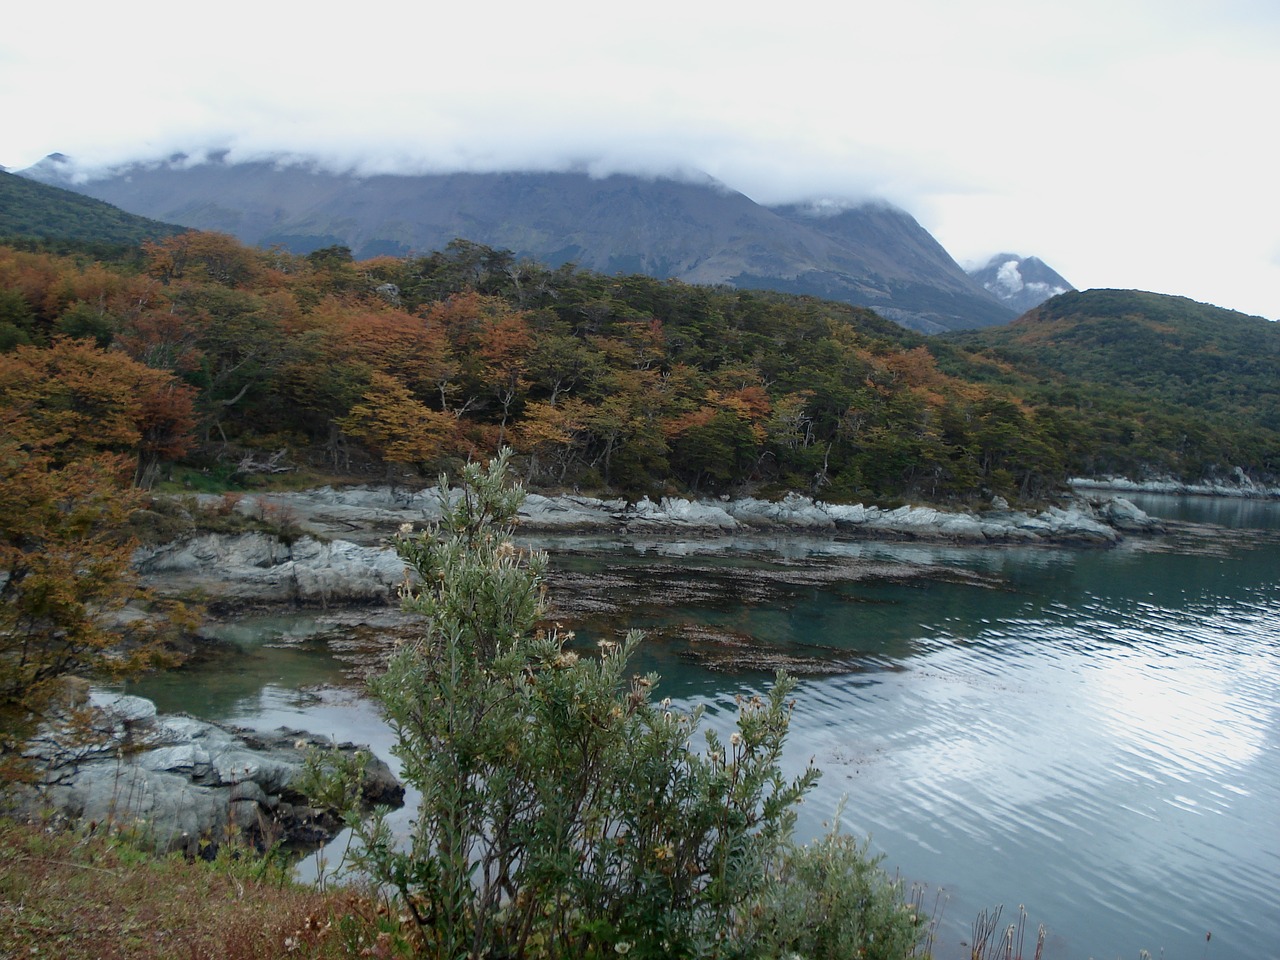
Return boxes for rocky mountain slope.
[20,153,1015,333]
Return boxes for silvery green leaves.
[342,450,922,959]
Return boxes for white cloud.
[995,261,1025,295]
[2,0,1278,318]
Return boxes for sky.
[3,0,1278,320]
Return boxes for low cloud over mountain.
[22,153,1016,333]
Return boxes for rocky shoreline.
[24,486,1169,854]
[1070,473,1280,499]
[134,486,1163,608]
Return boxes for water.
[127,495,1280,959]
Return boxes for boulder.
[519,492,619,529]
[1095,496,1165,532]
[656,497,738,530]
[134,533,405,606]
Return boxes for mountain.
[19,154,1015,333]
[0,166,184,248]
[965,253,1073,314]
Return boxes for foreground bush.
[330,450,926,959]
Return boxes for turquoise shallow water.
[128,494,1280,960]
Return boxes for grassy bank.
[0,818,412,959]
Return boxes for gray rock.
[135,743,212,778]
[89,692,157,724]
[728,494,835,530]
[1095,496,1165,532]
[657,497,738,530]
[135,533,405,606]
[23,696,403,855]
[519,492,618,529]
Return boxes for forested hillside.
[2,234,1276,504]
[940,289,1280,482]
[0,170,183,252]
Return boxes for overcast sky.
[3,0,1277,319]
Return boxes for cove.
[124,494,1280,959]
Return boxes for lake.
[126,494,1280,960]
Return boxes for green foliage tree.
[0,289,36,349]
[54,300,116,347]
[331,451,924,959]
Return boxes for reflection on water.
[130,495,1280,959]
[789,589,1280,960]
[127,615,347,718]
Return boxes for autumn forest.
[2,232,1276,508]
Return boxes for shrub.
[334,449,926,959]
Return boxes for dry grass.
[0,818,412,959]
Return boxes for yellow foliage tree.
[337,372,457,471]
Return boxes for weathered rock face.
[23,693,403,856]
[178,483,1164,546]
[525,489,1154,543]
[134,532,407,607]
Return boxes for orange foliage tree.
[0,443,188,775]
[0,338,195,487]
[0,338,199,774]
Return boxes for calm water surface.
[128,495,1280,960]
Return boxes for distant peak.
[966,253,1074,314]
[973,252,1029,270]
[19,152,85,185]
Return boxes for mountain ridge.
[19,154,1016,333]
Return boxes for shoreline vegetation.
[0,815,407,959]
